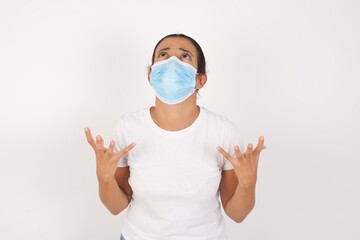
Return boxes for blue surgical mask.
[150,56,197,105]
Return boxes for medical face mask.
[150,56,197,105]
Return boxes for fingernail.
[234,146,239,151]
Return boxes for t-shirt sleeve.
[112,120,129,167]
[221,120,244,171]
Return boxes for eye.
[158,52,167,58]
[181,53,191,60]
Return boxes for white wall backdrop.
[1,0,359,239]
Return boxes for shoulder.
[119,108,149,122]
[115,108,149,127]
[113,108,150,138]
[200,106,242,149]
[200,106,239,132]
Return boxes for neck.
[150,94,200,131]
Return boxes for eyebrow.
[157,47,193,56]
[179,48,193,56]
[157,47,170,55]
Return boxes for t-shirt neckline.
[144,106,204,138]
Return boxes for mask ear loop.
[148,64,153,86]
[195,73,201,96]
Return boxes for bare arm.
[219,170,255,223]
[85,127,135,215]
[218,136,265,223]
[99,167,132,215]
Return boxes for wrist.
[97,174,116,184]
[236,184,256,194]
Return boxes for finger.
[245,144,253,159]
[106,140,116,155]
[113,142,136,160]
[234,146,243,160]
[217,146,233,161]
[96,135,104,151]
[254,136,266,155]
[84,127,96,149]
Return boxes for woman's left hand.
[217,136,266,190]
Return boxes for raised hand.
[85,127,136,182]
[217,136,266,189]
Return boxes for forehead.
[155,37,197,56]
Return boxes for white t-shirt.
[113,106,242,240]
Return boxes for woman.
[85,33,266,240]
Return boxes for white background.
[1,0,359,239]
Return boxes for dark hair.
[150,33,206,74]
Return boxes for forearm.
[224,185,256,223]
[98,177,130,215]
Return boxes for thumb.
[112,142,136,161]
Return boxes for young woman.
[85,33,266,240]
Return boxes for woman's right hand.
[84,127,136,183]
